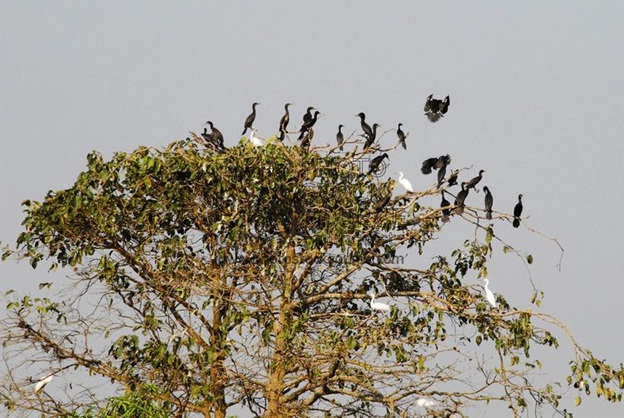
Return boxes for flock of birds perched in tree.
[196,94,525,232]
[192,94,527,314]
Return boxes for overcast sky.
[2,2,624,416]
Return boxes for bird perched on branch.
[483,278,497,308]
[336,124,345,151]
[424,94,450,122]
[356,112,373,139]
[398,172,413,192]
[465,170,485,191]
[242,102,260,135]
[298,110,320,140]
[278,103,292,141]
[368,153,388,175]
[441,191,451,222]
[205,121,225,151]
[397,123,407,149]
[421,155,451,176]
[368,292,391,312]
[483,186,494,220]
[364,123,380,150]
[513,194,523,228]
[34,374,55,393]
[454,182,469,214]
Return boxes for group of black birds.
[195,93,524,227]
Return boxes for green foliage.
[1,136,622,417]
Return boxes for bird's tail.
[486,211,492,220]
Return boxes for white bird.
[368,292,391,312]
[483,278,497,308]
[398,172,414,192]
[249,129,266,147]
[416,398,437,408]
[34,374,54,393]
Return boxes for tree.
[1,132,623,418]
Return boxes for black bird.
[364,123,380,150]
[421,157,438,175]
[441,191,451,223]
[436,155,451,188]
[200,128,213,147]
[336,124,345,151]
[397,123,407,149]
[278,103,292,141]
[447,170,459,187]
[374,184,393,212]
[298,110,320,140]
[454,182,469,214]
[301,127,314,150]
[424,94,450,123]
[302,106,315,125]
[367,153,388,175]
[513,194,523,228]
[356,112,373,139]
[206,121,225,150]
[483,186,493,220]
[465,170,485,190]
[242,102,260,135]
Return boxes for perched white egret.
[34,374,54,393]
[368,292,391,312]
[398,172,414,192]
[249,129,266,147]
[416,398,437,408]
[483,278,497,308]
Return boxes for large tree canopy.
[1,133,623,418]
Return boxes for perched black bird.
[242,102,260,135]
[364,123,380,150]
[397,123,407,150]
[278,103,292,141]
[447,170,459,187]
[513,194,523,228]
[206,121,225,151]
[421,157,438,175]
[298,110,320,140]
[483,186,493,220]
[336,124,345,151]
[368,153,388,175]
[374,184,393,212]
[356,112,373,139]
[301,127,314,150]
[424,94,450,123]
[436,155,451,189]
[302,106,315,125]
[465,170,485,190]
[454,182,469,214]
[441,191,451,223]
[200,127,213,146]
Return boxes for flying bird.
[483,278,497,308]
[397,123,407,149]
[398,172,413,192]
[336,124,345,151]
[368,292,391,312]
[483,186,494,220]
[513,194,523,228]
[424,94,450,122]
[241,102,260,135]
[368,153,388,175]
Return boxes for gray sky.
[2,2,624,416]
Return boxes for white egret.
[34,374,54,393]
[398,172,413,192]
[368,292,391,312]
[416,398,437,408]
[483,278,497,308]
[249,129,266,147]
